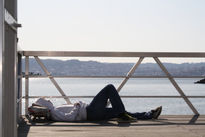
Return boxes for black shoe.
[151,106,162,119]
[117,113,137,123]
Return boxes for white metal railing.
[18,51,205,116]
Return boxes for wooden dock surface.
[18,115,205,137]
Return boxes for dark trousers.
[86,84,152,121]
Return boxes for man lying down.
[30,84,162,123]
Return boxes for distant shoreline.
[21,58,205,77]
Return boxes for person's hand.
[74,102,80,107]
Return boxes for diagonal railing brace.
[107,57,144,106]
[117,57,144,92]
[34,56,71,104]
[154,57,199,115]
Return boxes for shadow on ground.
[18,115,205,137]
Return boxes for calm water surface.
[22,78,205,115]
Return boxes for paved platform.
[18,115,205,137]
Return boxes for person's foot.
[117,113,137,123]
[151,106,162,119]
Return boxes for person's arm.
[64,107,79,121]
[32,103,42,107]
[52,105,80,121]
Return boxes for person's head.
[34,98,54,110]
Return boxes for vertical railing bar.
[34,56,71,104]
[19,72,22,117]
[25,56,29,115]
[18,53,22,120]
[117,57,144,92]
[154,57,199,115]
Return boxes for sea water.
[22,78,205,115]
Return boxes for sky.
[17,0,205,62]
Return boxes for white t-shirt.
[35,98,88,121]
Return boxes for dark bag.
[28,105,51,121]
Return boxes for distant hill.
[22,58,205,76]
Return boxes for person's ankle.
[118,112,126,118]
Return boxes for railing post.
[25,56,29,115]
[154,57,199,115]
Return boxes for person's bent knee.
[105,84,116,90]
[105,84,116,92]
[102,84,117,94]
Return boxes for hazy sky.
[18,0,205,52]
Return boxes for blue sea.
[22,78,205,115]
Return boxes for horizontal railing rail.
[23,51,205,57]
[22,75,205,78]
[23,95,205,98]
[19,51,205,116]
